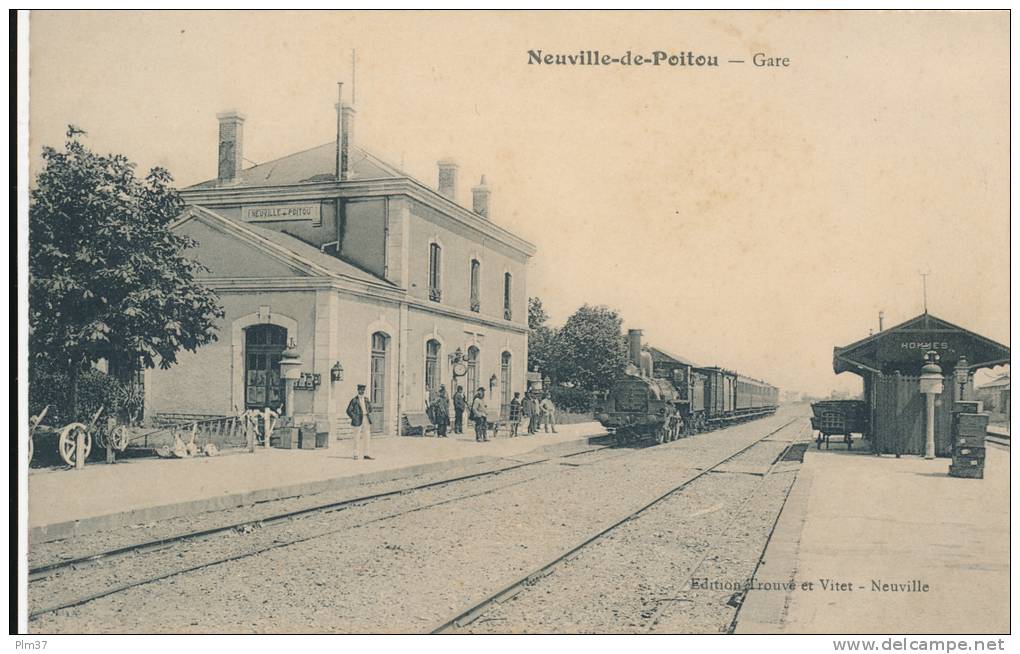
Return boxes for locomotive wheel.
[58,423,92,466]
[110,425,131,452]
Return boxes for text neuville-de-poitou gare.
[527,50,790,67]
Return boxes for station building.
[832,312,1009,456]
[145,106,537,439]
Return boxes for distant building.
[145,105,536,438]
[976,373,1010,416]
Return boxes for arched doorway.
[245,324,287,411]
[466,346,480,396]
[370,332,388,433]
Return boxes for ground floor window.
[425,339,441,405]
[466,346,480,395]
[370,332,388,433]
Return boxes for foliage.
[553,304,629,393]
[29,366,141,426]
[527,296,559,379]
[29,127,224,416]
[547,386,596,414]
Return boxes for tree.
[553,304,629,393]
[29,127,224,419]
[527,296,558,378]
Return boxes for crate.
[299,425,317,450]
[949,464,984,479]
[956,435,986,448]
[951,456,984,468]
[956,413,990,437]
[954,446,986,459]
[953,400,984,414]
[276,427,298,449]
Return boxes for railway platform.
[735,438,1009,634]
[28,422,608,544]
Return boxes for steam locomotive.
[595,329,779,445]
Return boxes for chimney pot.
[437,159,458,200]
[472,175,491,218]
[216,111,245,185]
[335,103,356,181]
[627,329,643,369]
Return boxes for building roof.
[186,144,405,190]
[833,312,1010,376]
[177,205,399,289]
[647,345,699,368]
[978,373,1010,390]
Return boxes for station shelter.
[832,312,1009,456]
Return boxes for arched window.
[503,272,513,320]
[245,324,287,410]
[466,346,480,395]
[425,339,442,400]
[500,351,512,416]
[429,243,442,302]
[470,259,481,313]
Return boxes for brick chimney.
[216,111,245,185]
[335,102,356,181]
[472,175,491,218]
[437,159,458,200]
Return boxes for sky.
[27,10,1010,397]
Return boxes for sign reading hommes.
[244,203,321,225]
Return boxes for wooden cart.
[810,400,868,449]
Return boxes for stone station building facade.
[145,107,536,440]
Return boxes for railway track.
[31,436,676,620]
[29,440,616,582]
[429,417,800,633]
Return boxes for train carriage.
[596,329,778,445]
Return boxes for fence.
[873,372,954,456]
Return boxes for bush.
[29,365,138,425]
[548,386,596,414]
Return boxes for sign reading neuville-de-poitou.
[244,203,321,224]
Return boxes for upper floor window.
[503,272,513,320]
[429,243,442,302]
[470,259,481,313]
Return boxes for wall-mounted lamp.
[331,361,344,383]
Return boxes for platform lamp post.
[279,341,304,421]
[919,350,944,460]
[953,357,970,402]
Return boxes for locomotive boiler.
[595,329,779,446]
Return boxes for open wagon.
[810,400,868,449]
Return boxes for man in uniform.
[346,384,374,460]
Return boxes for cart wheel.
[58,423,92,466]
[110,425,130,452]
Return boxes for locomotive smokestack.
[628,329,643,368]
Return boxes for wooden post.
[106,434,115,464]
[75,430,86,470]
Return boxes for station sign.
[876,333,969,369]
[244,203,321,225]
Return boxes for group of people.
[346,381,562,461]
[427,385,559,442]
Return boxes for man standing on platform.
[471,387,489,442]
[346,384,374,460]
[453,385,467,434]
